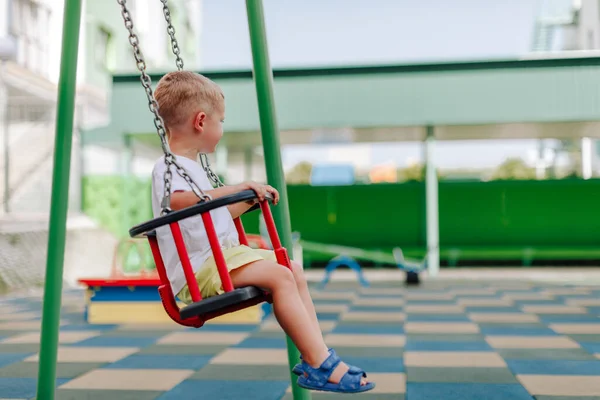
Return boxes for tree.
[397,163,425,182]
[491,157,536,180]
[285,161,313,184]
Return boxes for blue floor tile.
[584,307,600,315]
[479,326,557,336]
[70,336,159,347]
[579,342,600,354]
[341,356,404,372]
[0,353,31,368]
[158,379,289,400]
[407,314,471,322]
[316,312,341,321]
[0,378,69,398]
[234,337,288,349]
[332,323,404,335]
[105,354,212,370]
[314,299,352,305]
[405,341,493,352]
[506,359,600,375]
[406,383,532,400]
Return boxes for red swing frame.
[142,195,291,328]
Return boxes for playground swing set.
[37,0,419,397]
[116,0,293,328]
[114,0,429,326]
[37,0,318,398]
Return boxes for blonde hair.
[154,71,224,130]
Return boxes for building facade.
[0,0,201,215]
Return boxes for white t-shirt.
[151,155,240,295]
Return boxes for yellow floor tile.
[485,336,580,349]
[210,348,289,365]
[517,375,600,396]
[26,346,139,363]
[404,351,506,367]
[59,369,193,391]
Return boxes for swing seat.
[179,286,264,319]
[130,190,288,328]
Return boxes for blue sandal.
[296,349,375,393]
[292,349,365,377]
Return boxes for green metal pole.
[36,0,82,398]
[245,1,311,399]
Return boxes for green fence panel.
[440,179,600,247]
[82,176,600,264]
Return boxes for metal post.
[244,146,253,181]
[581,137,593,179]
[0,63,8,214]
[245,1,311,399]
[216,144,228,183]
[121,134,132,235]
[36,0,82,399]
[425,126,439,276]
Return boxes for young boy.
[150,71,374,394]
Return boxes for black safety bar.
[129,189,273,238]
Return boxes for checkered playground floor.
[1,277,600,399]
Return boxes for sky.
[199,0,543,69]
[198,0,570,171]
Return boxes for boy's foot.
[306,351,369,387]
[328,362,369,386]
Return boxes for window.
[9,0,50,76]
[96,26,114,71]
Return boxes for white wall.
[0,0,8,38]
[578,0,600,49]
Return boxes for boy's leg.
[230,260,368,386]
[289,261,322,336]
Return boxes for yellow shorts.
[177,245,275,304]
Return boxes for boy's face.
[195,100,225,153]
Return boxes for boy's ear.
[193,112,207,132]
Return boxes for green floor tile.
[0,361,105,378]
[251,331,287,339]
[568,334,600,343]
[138,344,229,355]
[0,330,39,337]
[498,348,597,360]
[55,389,163,400]
[406,367,518,383]
[190,364,291,381]
[0,343,40,353]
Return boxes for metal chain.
[116,0,210,213]
[200,154,225,187]
[159,0,226,187]
[160,0,184,71]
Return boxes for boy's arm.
[170,184,248,211]
[227,199,257,219]
[170,181,279,219]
